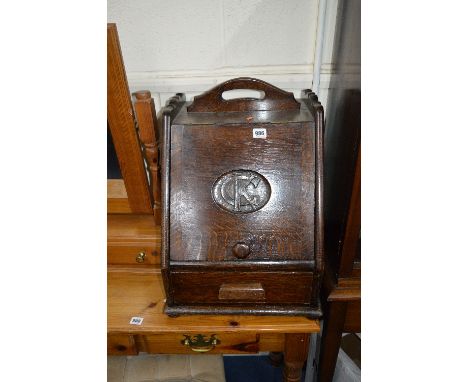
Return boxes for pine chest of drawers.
[160,78,324,317]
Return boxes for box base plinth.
[164,303,322,319]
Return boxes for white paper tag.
[129,316,144,325]
[253,128,267,139]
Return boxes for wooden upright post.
[133,90,162,222]
[107,23,153,214]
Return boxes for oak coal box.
[160,77,324,317]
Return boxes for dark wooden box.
[160,78,324,317]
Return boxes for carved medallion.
[212,170,271,213]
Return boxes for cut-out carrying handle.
[187,77,300,113]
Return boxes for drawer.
[107,245,160,266]
[170,270,314,305]
[107,214,161,266]
[108,334,138,355]
[142,333,284,355]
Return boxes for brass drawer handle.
[135,252,146,263]
[181,334,220,352]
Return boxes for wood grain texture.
[107,179,128,198]
[107,334,138,355]
[107,23,152,214]
[107,214,160,266]
[170,270,314,305]
[107,265,160,274]
[107,214,160,242]
[218,282,265,301]
[169,122,315,263]
[283,333,310,382]
[107,179,131,213]
[132,90,162,222]
[107,271,320,334]
[141,332,284,354]
[328,277,361,301]
[160,93,186,304]
[161,80,325,317]
[302,89,325,275]
[107,199,132,214]
[107,246,160,266]
[187,77,300,112]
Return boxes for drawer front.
[143,333,284,355]
[107,245,160,266]
[107,214,161,266]
[108,334,138,355]
[171,270,314,305]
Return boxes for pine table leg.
[283,333,310,382]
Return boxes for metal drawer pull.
[135,252,146,263]
[181,334,220,352]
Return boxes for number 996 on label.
[252,128,267,139]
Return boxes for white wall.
[108,0,338,112]
[316,0,339,109]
